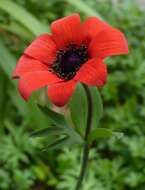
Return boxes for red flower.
[13,14,128,107]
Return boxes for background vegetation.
[0,0,145,189]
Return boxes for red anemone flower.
[12,14,128,106]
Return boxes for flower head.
[13,14,128,106]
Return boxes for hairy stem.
[75,84,93,190]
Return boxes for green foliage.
[30,105,84,151]
[65,0,104,19]
[88,128,123,143]
[70,84,88,134]
[56,148,123,190]
[70,84,103,136]
[0,0,145,189]
[0,0,48,36]
[0,122,37,189]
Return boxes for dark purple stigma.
[50,44,89,80]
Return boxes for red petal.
[74,58,107,87]
[81,17,110,44]
[12,55,48,78]
[89,27,129,58]
[24,34,57,64]
[18,71,61,100]
[47,80,76,107]
[51,14,81,48]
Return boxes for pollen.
[50,44,89,80]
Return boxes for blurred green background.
[0,0,145,189]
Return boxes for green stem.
[75,84,93,190]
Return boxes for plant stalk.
[75,84,93,190]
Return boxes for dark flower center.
[50,44,89,80]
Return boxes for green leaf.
[89,87,103,128]
[8,87,30,118]
[38,104,67,126]
[69,83,88,135]
[25,94,51,128]
[0,22,33,40]
[30,126,63,138]
[70,85,103,135]
[42,136,70,151]
[0,0,48,36]
[0,39,31,118]
[31,124,84,148]
[0,39,16,77]
[66,0,104,19]
[88,128,123,143]
[0,73,8,125]
[63,126,84,145]
[38,104,84,145]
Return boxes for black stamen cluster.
[50,44,88,80]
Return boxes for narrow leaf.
[38,105,84,145]
[30,127,63,138]
[42,136,70,151]
[0,40,31,117]
[69,83,88,135]
[63,126,84,145]
[0,0,48,36]
[0,22,33,40]
[89,87,103,128]
[38,104,67,126]
[66,0,104,19]
[70,85,103,135]
[0,39,16,76]
[88,128,124,143]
